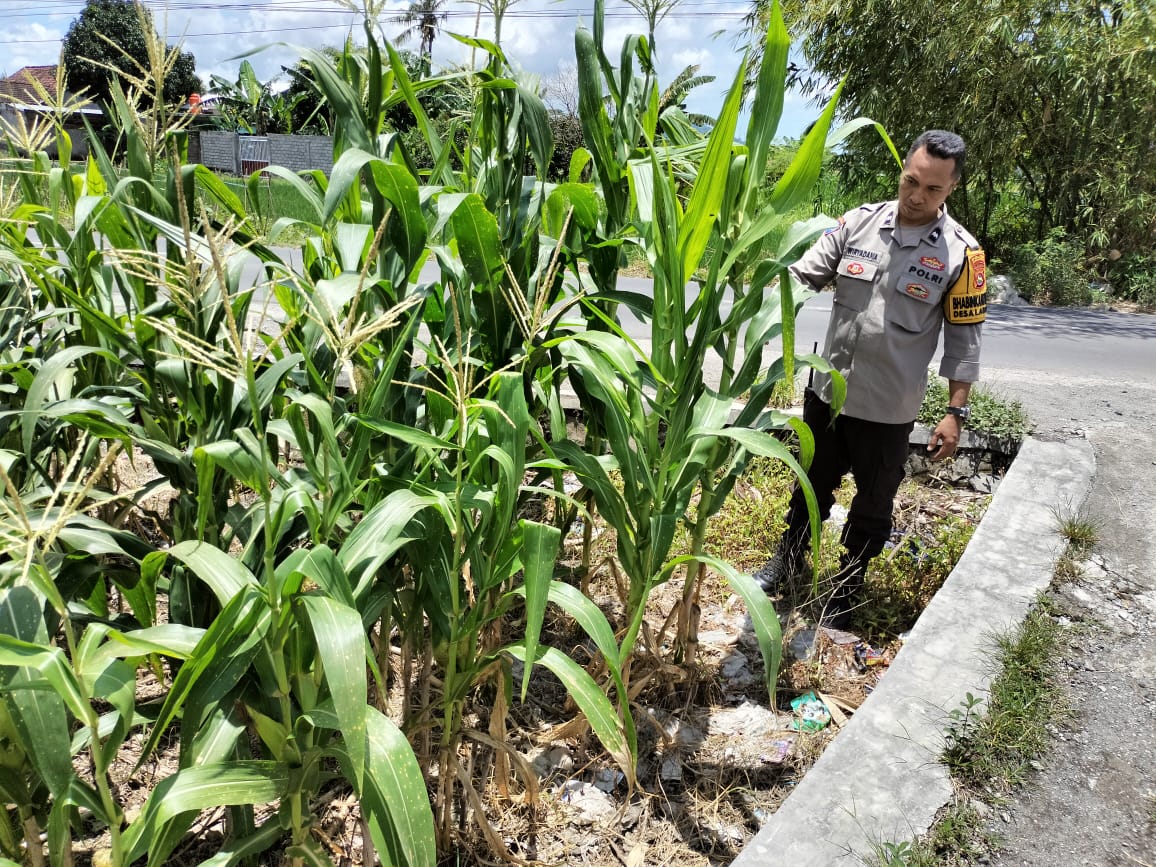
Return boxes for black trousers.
[782,389,914,569]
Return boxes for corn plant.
[551,0,855,710]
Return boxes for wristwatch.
[946,405,971,423]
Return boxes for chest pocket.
[833,258,878,312]
[885,277,946,332]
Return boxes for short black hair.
[907,130,966,180]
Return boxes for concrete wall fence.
[0,123,333,176]
[195,131,334,176]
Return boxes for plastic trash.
[854,641,887,670]
[790,692,831,731]
[764,736,794,763]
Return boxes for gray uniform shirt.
[789,201,983,424]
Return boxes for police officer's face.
[897,146,958,226]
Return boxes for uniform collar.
[881,201,949,245]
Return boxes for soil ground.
[973,369,1156,867]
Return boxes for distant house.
[0,65,99,157]
[0,66,62,102]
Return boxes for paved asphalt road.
[612,274,1156,384]
[246,252,1156,383]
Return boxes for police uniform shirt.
[788,201,986,425]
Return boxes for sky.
[0,0,819,140]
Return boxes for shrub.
[1008,230,1095,306]
[918,376,1031,443]
[1107,252,1156,310]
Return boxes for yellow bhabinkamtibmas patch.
[944,247,987,324]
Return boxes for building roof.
[0,66,68,104]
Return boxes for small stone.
[559,780,616,824]
[788,628,817,661]
[592,768,623,793]
[619,803,643,829]
[660,756,682,782]
[721,652,749,679]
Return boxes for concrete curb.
[731,435,1096,865]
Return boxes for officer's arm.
[788,217,846,293]
[930,244,987,460]
[927,379,972,461]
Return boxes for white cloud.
[1,0,813,137]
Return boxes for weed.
[867,801,996,866]
[700,457,797,571]
[860,512,977,639]
[767,375,800,410]
[942,605,1066,790]
[1009,230,1096,307]
[1054,508,1100,556]
[1052,552,1085,583]
[918,376,1032,443]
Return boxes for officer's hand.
[927,415,963,461]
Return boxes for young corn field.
[0,0,900,863]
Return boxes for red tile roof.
[0,66,65,104]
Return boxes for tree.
[389,0,450,72]
[659,64,716,130]
[748,0,1156,259]
[622,0,682,53]
[207,60,301,135]
[61,0,201,108]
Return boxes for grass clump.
[1051,506,1100,581]
[918,375,1032,443]
[868,801,996,866]
[1055,509,1100,555]
[858,511,978,639]
[942,602,1066,789]
[869,603,1065,866]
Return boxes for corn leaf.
[768,78,847,214]
[339,489,448,597]
[506,644,635,787]
[194,818,284,867]
[666,554,784,697]
[139,586,270,766]
[144,541,258,608]
[300,594,369,779]
[513,520,562,700]
[120,761,288,865]
[323,706,437,867]
[677,58,745,281]
[451,193,504,289]
[0,587,73,798]
[742,0,789,209]
[22,345,116,457]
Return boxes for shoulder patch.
[824,216,846,235]
[944,247,987,324]
[953,224,980,249]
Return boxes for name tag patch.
[846,245,881,262]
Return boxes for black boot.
[753,539,806,593]
[821,558,866,629]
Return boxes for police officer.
[758,130,987,629]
